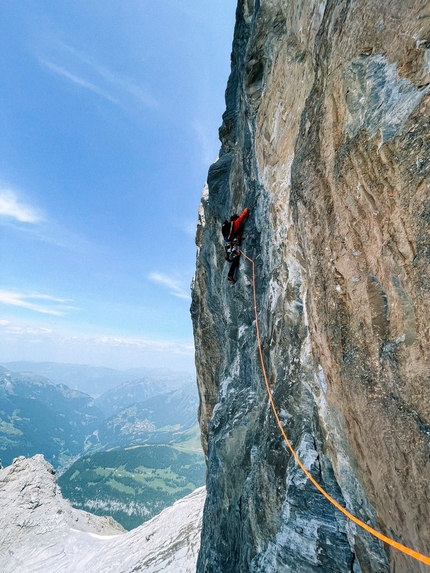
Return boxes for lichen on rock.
[191,1,430,572]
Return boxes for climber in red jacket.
[221,207,249,284]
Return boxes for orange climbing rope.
[239,249,430,567]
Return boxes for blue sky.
[0,0,236,371]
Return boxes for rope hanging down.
[239,249,430,567]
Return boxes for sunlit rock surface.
[192,1,430,572]
[0,455,205,573]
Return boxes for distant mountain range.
[59,385,204,530]
[0,362,204,529]
[0,366,104,468]
[1,361,195,397]
[0,363,199,468]
[94,377,176,417]
[95,384,200,449]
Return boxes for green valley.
[58,437,205,530]
[0,362,205,531]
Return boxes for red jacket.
[231,208,249,237]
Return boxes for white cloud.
[59,43,158,108]
[0,320,53,336]
[149,272,191,300]
[39,45,158,111]
[0,320,192,353]
[0,318,195,371]
[40,59,119,105]
[95,334,194,355]
[0,189,43,223]
[0,291,74,316]
[0,188,94,252]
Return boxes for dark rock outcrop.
[192,1,430,571]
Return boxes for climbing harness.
[239,249,430,567]
[225,237,240,262]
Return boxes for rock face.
[0,455,205,572]
[191,1,430,572]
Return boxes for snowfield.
[0,455,205,572]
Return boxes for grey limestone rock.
[192,1,430,572]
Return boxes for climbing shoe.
[228,276,236,284]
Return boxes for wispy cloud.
[39,43,158,111]
[95,334,194,355]
[0,291,75,316]
[0,189,43,223]
[39,59,119,105]
[0,186,96,252]
[0,319,192,353]
[0,320,52,336]
[0,318,195,371]
[149,272,191,300]
[59,43,158,108]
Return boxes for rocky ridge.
[0,455,205,573]
[192,1,430,572]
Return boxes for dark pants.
[228,253,240,279]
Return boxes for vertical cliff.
[191,1,430,571]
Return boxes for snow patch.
[0,456,205,573]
